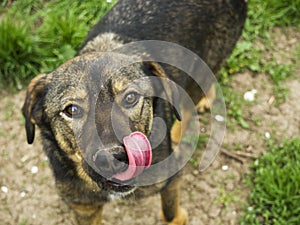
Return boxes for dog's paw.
[197,96,211,113]
[197,84,216,113]
[161,208,188,225]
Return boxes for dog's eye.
[63,104,83,118]
[122,92,140,108]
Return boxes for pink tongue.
[113,131,152,181]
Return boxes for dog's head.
[22,52,181,194]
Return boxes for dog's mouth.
[112,131,152,181]
[91,131,152,186]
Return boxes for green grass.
[219,0,300,128]
[247,0,300,34]
[0,17,41,90]
[215,188,239,207]
[221,83,250,130]
[1,0,299,91]
[240,138,300,225]
[221,0,300,78]
[182,133,209,168]
[0,0,116,90]
[18,219,28,225]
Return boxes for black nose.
[93,147,128,178]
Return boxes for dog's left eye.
[122,92,140,108]
[63,104,84,118]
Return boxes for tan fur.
[70,203,103,225]
[197,83,216,113]
[79,32,123,54]
[162,208,188,225]
[170,109,193,144]
[171,84,216,144]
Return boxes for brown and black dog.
[22,0,247,224]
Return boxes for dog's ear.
[22,74,48,144]
[144,61,181,121]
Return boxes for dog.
[22,0,247,224]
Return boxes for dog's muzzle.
[92,132,152,182]
[93,146,128,178]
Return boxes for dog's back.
[81,0,247,74]
[80,0,247,104]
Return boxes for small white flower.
[31,166,38,174]
[215,115,225,122]
[200,127,206,133]
[248,206,253,211]
[1,186,8,193]
[106,0,112,2]
[244,89,257,102]
[265,132,271,139]
[222,165,229,171]
[20,191,26,198]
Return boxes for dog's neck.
[79,32,123,54]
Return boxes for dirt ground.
[0,28,299,225]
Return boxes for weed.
[232,143,243,151]
[218,76,250,130]
[19,219,28,225]
[247,0,300,33]
[0,0,116,89]
[35,0,117,73]
[1,0,10,8]
[221,41,262,75]
[215,188,238,207]
[189,158,198,168]
[220,0,300,126]
[8,134,17,140]
[38,176,48,185]
[1,149,9,157]
[182,133,208,149]
[183,133,208,168]
[253,117,262,127]
[225,173,237,180]
[0,17,41,89]
[40,159,49,168]
[295,44,300,62]
[240,138,300,225]
[20,114,26,126]
[117,198,127,205]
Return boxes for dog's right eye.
[122,92,140,108]
[63,104,84,118]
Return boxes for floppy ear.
[144,61,181,121]
[22,74,48,144]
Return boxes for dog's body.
[81,0,247,103]
[22,1,247,224]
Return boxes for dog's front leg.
[160,178,188,225]
[70,203,103,225]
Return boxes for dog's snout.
[93,147,128,178]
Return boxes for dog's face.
[23,52,180,195]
